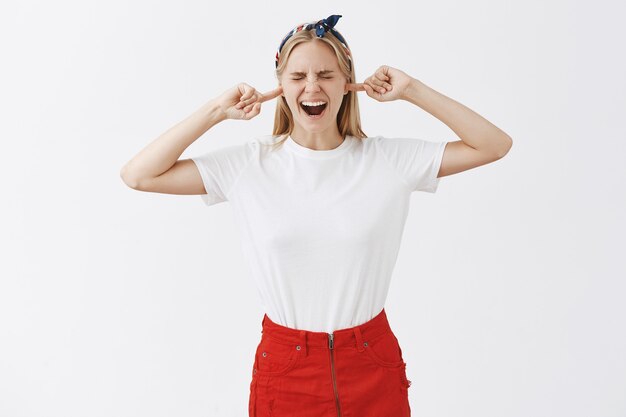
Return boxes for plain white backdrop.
[1,0,624,416]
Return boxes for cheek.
[283,88,302,111]
[281,86,298,106]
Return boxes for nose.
[304,78,321,92]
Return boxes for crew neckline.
[284,135,354,159]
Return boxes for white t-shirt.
[192,134,448,333]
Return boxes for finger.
[366,80,386,94]
[369,76,385,89]
[237,84,248,99]
[364,83,384,97]
[240,87,255,102]
[362,83,376,97]
[240,93,259,107]
[243,102,256,112]
[237,85,247,101]
[244,102,261,120]
[378,77,392,90]
[346,83,366,92]
[251,102,261,116]
[236,97,252,109]
[259,86,283,103]
[376,69,392,90]
[366,78,386,94]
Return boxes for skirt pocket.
[361,330,406,368]
[253,334,302,377]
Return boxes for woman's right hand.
[216,83,283,121]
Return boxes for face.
[280,41,349,134]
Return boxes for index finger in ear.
[260,86,284,103]
[346,83,366,92]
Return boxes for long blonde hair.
[269,29,367,150]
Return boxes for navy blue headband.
[275,14,352,70]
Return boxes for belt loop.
[354,326,365,352]
[299,330,307,357]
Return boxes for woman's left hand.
[346,65,413,102]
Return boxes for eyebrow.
[289,70,335,76]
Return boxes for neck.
[291,127,344,151]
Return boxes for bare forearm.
[120,99,226,184]
[401,78,512,156]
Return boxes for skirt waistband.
[260,308,394,355]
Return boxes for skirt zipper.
[328,333,342,417]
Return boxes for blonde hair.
[268,28,367,150]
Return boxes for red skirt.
[248,308,412,417]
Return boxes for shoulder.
[358,135,421,148]
[368,135,428,146]
[253,134,284,145]
[206,134,278,156]
[352,134,380,151]
[192,135,273,169]
[367,135,446,154]
[358,135,417,156]
[249,134,287,152]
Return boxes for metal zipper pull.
[328,333,334,349]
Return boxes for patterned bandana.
[275,14,352,70]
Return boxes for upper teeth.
[301,101,326,106]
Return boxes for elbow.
[120,165,140,190]
[495,135,513,159]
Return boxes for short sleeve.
[190,141,255,206]
[375,136,448,193]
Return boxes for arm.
[120,99,226,190]
[401,78,513,177]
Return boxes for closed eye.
[292,76,332,80]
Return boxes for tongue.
[306,104,326,116]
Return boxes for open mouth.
[300,101,328,119]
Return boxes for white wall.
[1,0,624,416]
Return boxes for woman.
[121,14,512,417]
